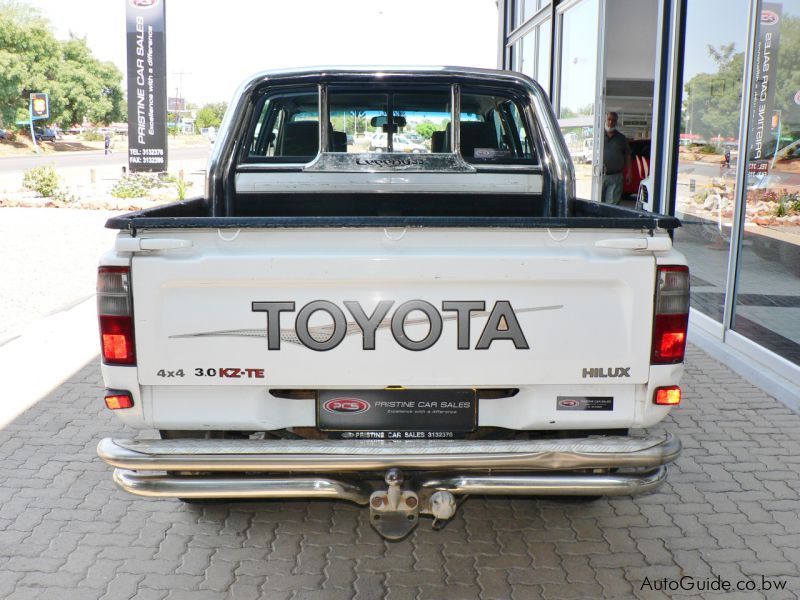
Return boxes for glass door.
[731,0,800,368]
[555,0,602,200]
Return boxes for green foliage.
[697,144,719,155]
[195,102,227,130]
[22,164,58,197]
[345,110,367,134]
[775,200,788,217]
[52,187,78,204]
[693,188,710,204]
[0,3,123,128]
[168,125,181,138]
[175,178,187,201]
[415,120,439,140]
[684,17,800,141]
[111,174,167,199]
[81,129,105,142]
[779,191,800,213]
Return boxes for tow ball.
[369,469,457,540]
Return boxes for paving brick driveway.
[0,347,798,599]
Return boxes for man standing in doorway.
[602,112,631,204]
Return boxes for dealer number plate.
[317,389,477,436]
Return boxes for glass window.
[558,0,597,120]
[328,90,450,154]
[671,0,748,322]
[247,89,319,160]
[521,0,538,24]
[328,93,388,153]
[459,92,537,164]
[519,31,535,78]
[732,0,800,365]
[536,21,551,94]
[558,0,599,199]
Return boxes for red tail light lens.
[105,391,134,410]
[651,266,689,364]
[654,386,681,406]
[98,267,136,365]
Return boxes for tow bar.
[369,469,457,539]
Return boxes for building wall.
[604,0,658,80]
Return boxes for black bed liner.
[106,196,681,231]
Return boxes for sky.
[683,0,750,80]
[26,0,500,106]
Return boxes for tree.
[195,102,227,129]
[683,18,800,146]
[415,120,439,140]
[0,2,123,128]
[682,45,745,141]
[345,110,366,134]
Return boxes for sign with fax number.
[126,0,168,172]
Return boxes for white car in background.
[369,132,427,153]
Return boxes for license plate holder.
[317,389,477,433]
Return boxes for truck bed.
[106,196,681,231]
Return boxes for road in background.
[0,144,211,172]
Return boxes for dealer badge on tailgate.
[318,389,476,439]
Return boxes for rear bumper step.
[112,467,668,501]
[98,433,680,472]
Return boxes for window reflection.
[733,0,800,366]
[558,0,598,199]
[672,0,748,322]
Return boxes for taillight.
[98,267,136,365]
[654,386,681,406]
[651,265,689,364]
[105,390,134,410]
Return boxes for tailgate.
[130,228,656,388]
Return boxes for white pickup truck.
[97,67,687,539]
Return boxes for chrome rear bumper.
[99,434,679,537]
[98,433,680,473]
[112,466,668,502]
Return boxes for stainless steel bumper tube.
[419,468,668,497]
[113,470,372,504]
[98,433,680,473]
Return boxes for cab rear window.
[244,85,537,165]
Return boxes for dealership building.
[498,0,800,402]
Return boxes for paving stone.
[1,341,800,598]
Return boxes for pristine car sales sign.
[126,0,168,172]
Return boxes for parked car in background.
[34,127,60,142]
[368,132,427,153]
[624,139,651,197]
[0,128,7,140]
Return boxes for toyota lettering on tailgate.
[172,300,564,351]
[253,300,537,351]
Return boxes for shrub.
[52,188,79,204]
[778,192,800,213]
[111,174,167,198]
[81,129,105,142]
[697,144,719,155]
[22,165,59,197]
[176,178,188,200]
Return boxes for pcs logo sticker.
[322,398,370,415]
